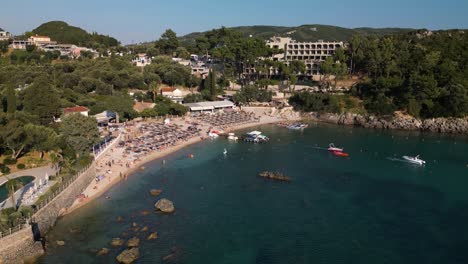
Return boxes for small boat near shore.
[242,131,269,143]
[227,133,238,141]
[402,155,425,165]
[287,123,309,130]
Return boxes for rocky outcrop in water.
[116,248,140,264]
[127,237,140,248]
[110,238,125,247]
[155,199,175,213]
[147,232,158,240]
[97,248,109,256]
[308,112,468,134]
[150,189,163,196]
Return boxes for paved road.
[0,166,57,186]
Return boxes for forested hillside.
[31,21,119,48]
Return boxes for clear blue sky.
[1,0,467,44]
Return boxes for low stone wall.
[0,164,96,264]
[0,228,44,264]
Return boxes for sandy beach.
[65,111,289,214]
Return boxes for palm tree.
[150,81,161,103]
[6,177,23,210]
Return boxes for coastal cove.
[38,123,468,264]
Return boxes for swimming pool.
[0,176,35,202]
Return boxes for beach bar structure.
[184,101,235,112]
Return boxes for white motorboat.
[227,133,238,141]
[223,148,227,155]
[243,131,269,143]
[328,143,343,152]
[402,155,426,165]
[287,123,308,130]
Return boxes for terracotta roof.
[64,106,90,113]
[161,87,177,93]
[133,102,155,112]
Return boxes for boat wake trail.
[386,157,416,164]
[312,147,328,151]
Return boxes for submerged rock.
[258,171,291,182]
[150,189,163,196]
[155,199,175,213]
[147,232,158,240]
[141,209,151,216]
[116,247,140,264]
[110,238,125,247]
[127,237,140,248]
[141,226,149,232]
[116,216,124,222]
[56,240,66,246]
[97,248,109,256]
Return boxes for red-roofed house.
[160,87,183,103]
[63,106,90,117]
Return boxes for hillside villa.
[0,29,12,41]
[161,87,184,103]
[63,106,90,117]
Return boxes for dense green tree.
[183,93,203,103]
[23,124,58,158]
[0,40,9,54]
[23,77,61,125]
[157,29,179,55]
[153,95,188,116]
[233,85,272,103]
[59,114,100,157]
[0,120,28,159]
[175,47,190,59]
[6,85,16,114]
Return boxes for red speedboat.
[332,150,349,157]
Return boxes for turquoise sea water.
[39,123,468,264]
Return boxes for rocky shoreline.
[306,112,468,134]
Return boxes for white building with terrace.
[265,36,345,76]
[0,29,12,41]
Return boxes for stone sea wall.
[306,112,468,134]
[0,164,96,264]
[0,228,44,264]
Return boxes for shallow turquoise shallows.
[0,176,34,202]
[39,123,468,264]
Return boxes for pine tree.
[6,85,16,114]
[209,70,217,101]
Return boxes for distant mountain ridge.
[32,21,119,48]
[179,24,415,44]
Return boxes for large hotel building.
[265,36,344,76]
